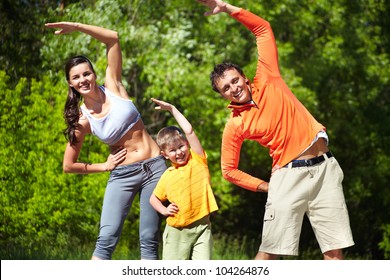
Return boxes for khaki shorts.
[259,154,354,256]
[163,215,213,260]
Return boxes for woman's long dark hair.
[63,55,96,146]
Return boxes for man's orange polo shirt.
[221,9,325,192]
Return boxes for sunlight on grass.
[1,234,365,260]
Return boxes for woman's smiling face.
[68,62,97,96]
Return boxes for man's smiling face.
[215,68,252,104]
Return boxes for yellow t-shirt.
[153,150,218,228]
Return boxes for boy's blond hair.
[156,126,187,150]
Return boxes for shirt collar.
[227,100,257,116]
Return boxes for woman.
[45,22,167,260]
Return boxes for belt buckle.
[304,159,311,166]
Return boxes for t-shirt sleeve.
[153,171,168,201]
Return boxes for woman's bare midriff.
[110,119,161,165]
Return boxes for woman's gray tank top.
[80,86,141,146]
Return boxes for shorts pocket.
[264,208,275,221]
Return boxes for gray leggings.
[92,155,167,260]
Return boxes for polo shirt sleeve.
[153,171,168,201]
[191,149,207,165]
[230,8,280,79]
[221,119,264,192]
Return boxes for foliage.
[379,224,390,260]
[1,0,389,260]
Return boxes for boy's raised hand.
[151,98,174,112]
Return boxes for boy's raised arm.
[151,98,203,156]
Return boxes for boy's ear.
[160,150,169,160]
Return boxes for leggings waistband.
[113,155,165,171]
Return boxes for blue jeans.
[92,155,167,260]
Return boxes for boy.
[149,98,218,260]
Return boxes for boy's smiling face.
[161,140,190,166]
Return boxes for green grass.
[1,234,254,260]
[212,234,256,260]
[0,234,365,260]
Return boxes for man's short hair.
[210,62,244,93]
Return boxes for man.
[195,0,354,260]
